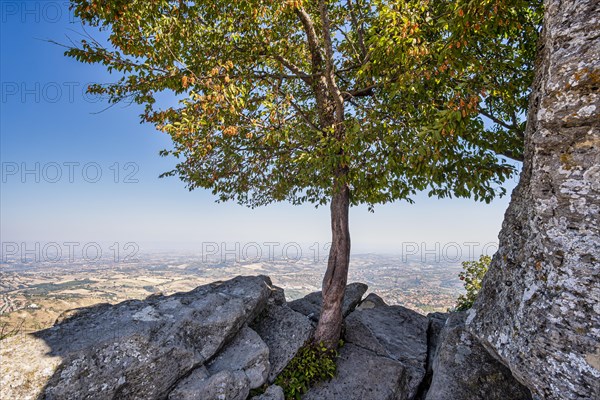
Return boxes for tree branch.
[480,109,517,132]
[342,84,376,100]
[498,149,524,162]
[295,7,323,69]
[318,0,345,122]
[271,55,313,85]
[347,0,367,60]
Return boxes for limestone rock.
[288,283,368,322]
[0,275,272,400]
[425,312,448,376]
[207,326,270,389]
[345,305,429,399]
[168,369,249,400]
[302,343,407,400]
[250,302,314,382]
[418,312,449,397]
[425,313,532,400]
[356,293,388,310]
[251,385,285,400]
[467,1,600,398]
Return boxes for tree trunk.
[467,1,600,398]
[314,180,351,348]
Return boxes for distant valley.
[0,253,464,334]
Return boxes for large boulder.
[289,283,368,322]
[466,1,600,398]
[425,313,532,400]
[0,276,272,400]
[345,305,429,399]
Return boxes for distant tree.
[455,254,491,311]
[65,0,541,347]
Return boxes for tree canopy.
[65,0,542,209]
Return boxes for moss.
[274,341,341,400]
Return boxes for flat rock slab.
[345,305,429,399]
[425,312,532,400]
[0,275,272,400]
[289,283,368,322]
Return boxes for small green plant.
[274,341,340,400]
[455,255,491,311]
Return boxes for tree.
[65,0,541,347]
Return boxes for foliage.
[63,0,542,209]
[369,0,542,163]
[455,254,491,311]
[274,341,339,399]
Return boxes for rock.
[426,313,532,400]
[207,326,270,389]
[250,302,314,382]
[267,285,287,306]
[251,385,285,400]
[289,283,368,322]
[0,275,272,400]
[417,312,449,399]
[356,293,387,310]
[466,1,600,399]
[302,343,407,400]
[344,305,429,399]
[167,366,209,399]
[425,313,448,375]
[168,369,249,400]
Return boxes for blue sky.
[0,2,519,256]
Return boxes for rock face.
[0,276,273,400]
[467,1,600,399]
[289,282,368,322]
[425,313,532,400]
